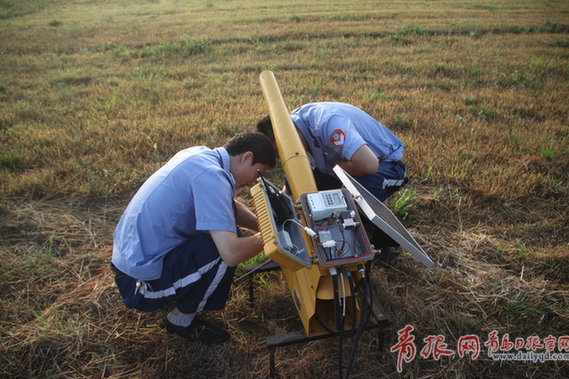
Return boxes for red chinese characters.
[421,335,454,360]
[390,325,417,373]
[457,335,480,359]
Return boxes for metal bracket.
[265,295,391,378]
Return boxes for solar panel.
[333,166,434,268]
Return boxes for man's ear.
[241,151,253,164]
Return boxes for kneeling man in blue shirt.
[257,102,408,267]
[111,132,275,343]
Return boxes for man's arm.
[234,200,259,231]
[334,144,379,176]
[209,230,263,267]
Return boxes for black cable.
[364,261,374,325]
[343,266,370,379]
[314,313,335,334]
[331,269,343,379]
[338,215,346,254]
[338,330,344,379]
[343,267,357,336]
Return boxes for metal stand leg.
[269,348,276,378]
[240,260,281,307]
[378,329,386,351]
[265,294,392,376]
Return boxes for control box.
[305,190,347,220]
[301,189,373,266]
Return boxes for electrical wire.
[283,218,316,237]
[343,266,371,379]
[330,268,343,378]
[314,313,335,334]
[316,220,329,233]
[335,214,347,254]
[329,264,374,379]
[345,267,357,335]
[340,271,346,317]
[337,242,353,258]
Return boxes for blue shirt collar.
[214,147,235,186]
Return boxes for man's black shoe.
[378,246,397,268]
[164,315,230,344]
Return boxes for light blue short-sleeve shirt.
[112,147,236,280]
[290,102,404,176]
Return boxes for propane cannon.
[252,71,376,337]
[249,71,433,376]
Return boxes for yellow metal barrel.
[259,70,317,201]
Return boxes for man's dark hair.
[255,115,275,142]
[224,132,276,168]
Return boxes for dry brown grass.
[2,194,567,378]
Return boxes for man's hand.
[209,230,263,267]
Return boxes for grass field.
[1,0,569,377]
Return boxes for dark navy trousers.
[114,233,236,314]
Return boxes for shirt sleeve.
[192,167,236,233]
[322,114,367,161]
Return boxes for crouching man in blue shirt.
[111,132,275,344]
[257,102,408,267]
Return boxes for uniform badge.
[329,129,346,147]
